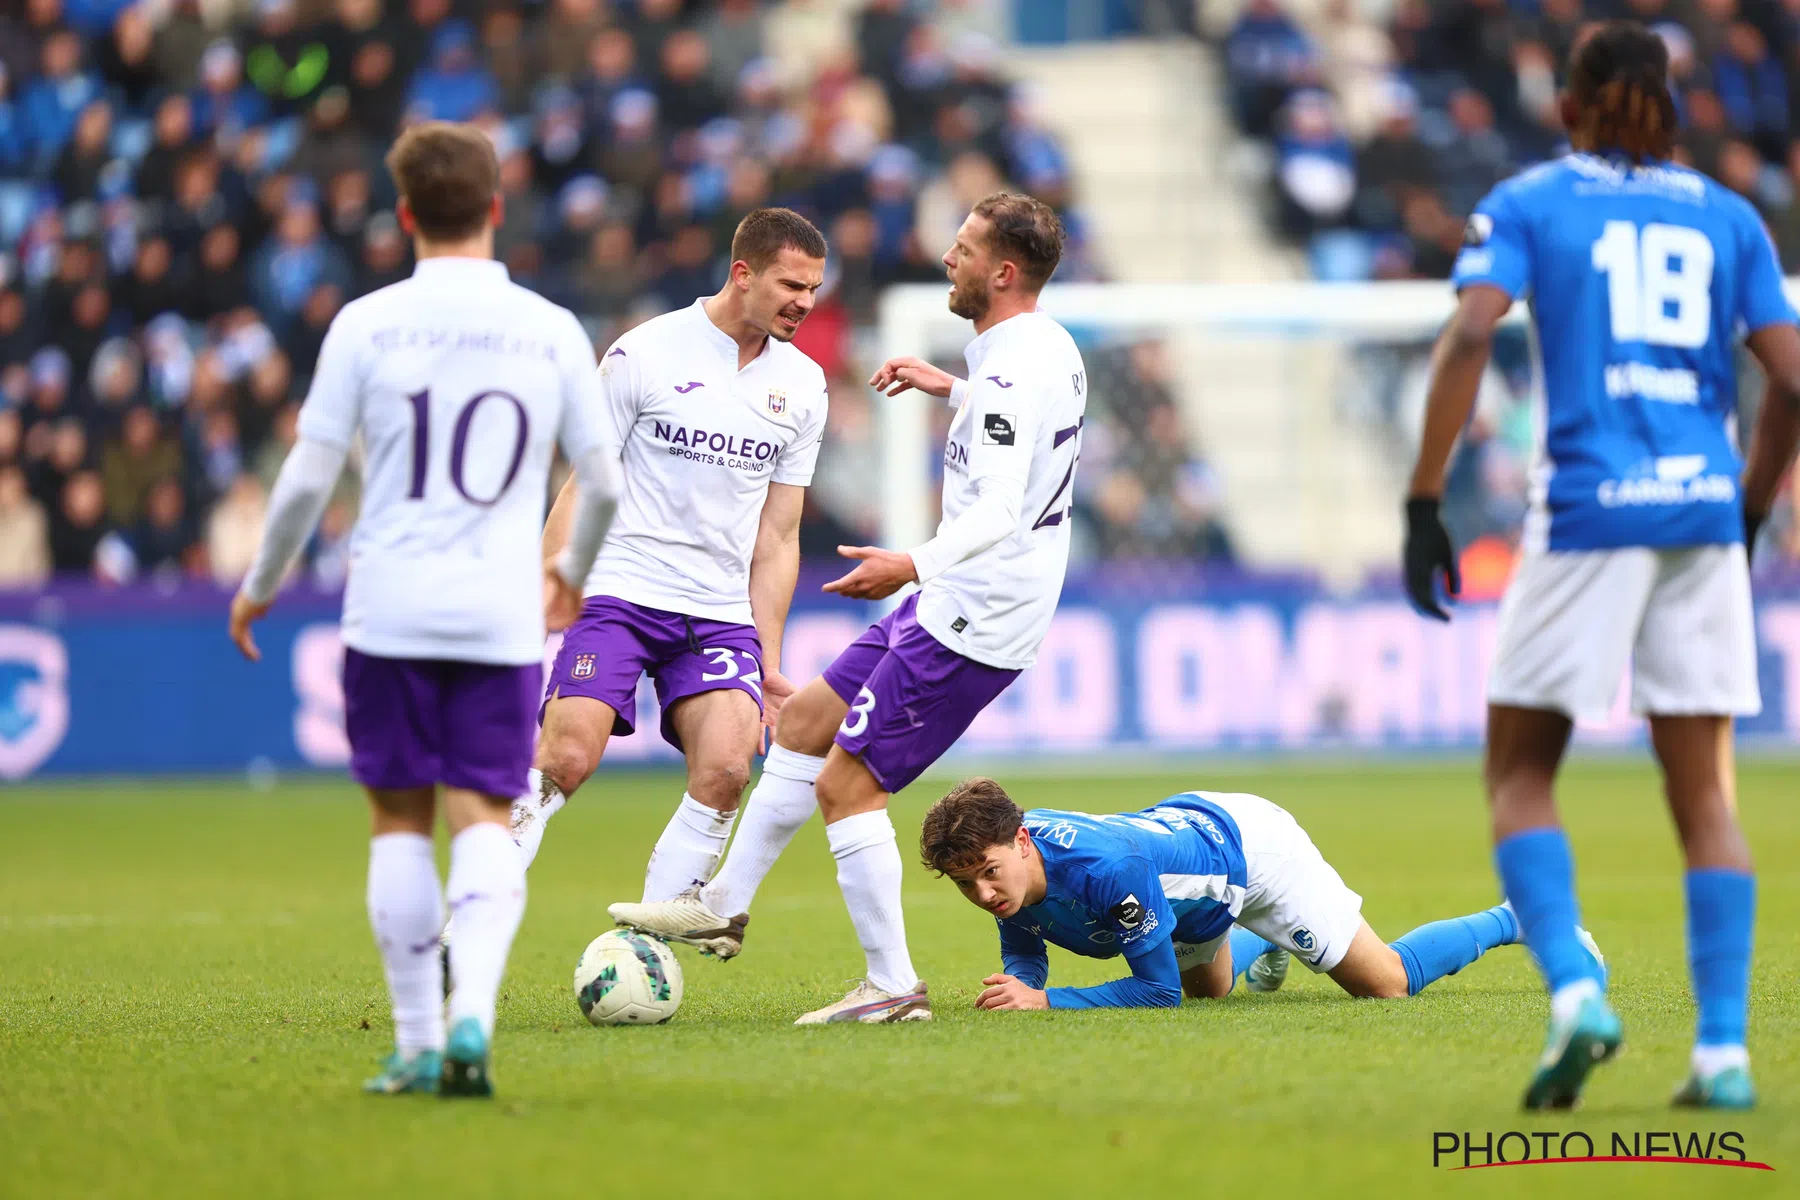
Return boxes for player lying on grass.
[919,778,1601,1010]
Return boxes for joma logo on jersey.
[766,389,786,415]
[674,381,705,394]
[986,375,1013,388]
[571,654,597,680]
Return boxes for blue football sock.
[1227,926,1278,993]
[1495,828,1602,994]
[1389,904,1517,996]
[1686,869,1755,1048]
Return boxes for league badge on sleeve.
[1108,894,1146,930]
[982,413,1017,446]
[766,389,787,415]
[1463,213,1493,246]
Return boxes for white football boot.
[608,886,749,959]
[795,979,933,1025]
[1244,946,1291,993]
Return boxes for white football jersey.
[584,299,829,623]
[297,257,608,664]
[916,311,1088,669]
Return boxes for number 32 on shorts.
[839,686,877,738]
[700,646,763,698]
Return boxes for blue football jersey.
[1451,153,1797,551]
[999,793,1249,966]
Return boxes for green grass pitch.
[2,760,1795,1198]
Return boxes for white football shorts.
[1487,544,1759,720]
[1169,793,1364,975]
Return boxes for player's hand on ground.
[758,669,795,754]
[544,567,583,632]
[868,356,956,399]
[227,592,271,663]
[1401,496,1460,622]
[823,546,918,601]
[975,974,1049,1011]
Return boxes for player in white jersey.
[227,123,620,1098]
[505,209,830,911]
[611,193,1087,1024]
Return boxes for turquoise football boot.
[362,1048,442,1095]
[439,1017,493,1098]
[1523,990,1624,1110]
[1673,1065,1757,1110]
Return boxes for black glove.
[1745,504,1766,562]
[1403,496,1460,621]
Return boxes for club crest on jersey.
[571,653,597,681]
[766,389,787,415]
[1291,926,1317,953]
[982,413,1016,446]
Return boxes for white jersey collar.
[411,257,510,283]
[687,298,770,365]
[962,308,1039,373]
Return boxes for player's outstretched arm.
[229,438,349,661]
[1402,284,1511,621]
[749,482,805,736]
[1742,323,1800,552]
[1041,942,1184,1010]
[868,355,960,401]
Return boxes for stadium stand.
[0,0,1233,587]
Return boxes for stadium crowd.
[0,0,1229,588]
[1223,0,1800,560]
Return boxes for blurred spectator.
[21,28,102,172]
[1274,90,1355,239]
[0,463,51,587]
[0,0,1080,583]
[1227,0,1319,140]
[130,475,193,578]
[102,405,181,527]
[406,20,497,124]
[49,469,106,575]
[207,472,266,584]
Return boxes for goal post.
[873,279,1534,554]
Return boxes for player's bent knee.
[774,683,848,758]
[534,726,604,796]
[687,758,751,810]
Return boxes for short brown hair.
[385,121,499,242]
[919,777,1024,876]
[730,207,827,272]
[970,192,1065,289]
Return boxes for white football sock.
[445,821,527,1038]
[1549,976,1602,1026]
[643,793,738,902]
[1692,1043,1750,1077]
[510,768,566,871]
[826,809,918,996]
[703,746,823,917]
[366,832,446,1056]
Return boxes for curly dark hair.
[919,777,1025,876]
[1566,20,1676,162]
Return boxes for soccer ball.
[573,930,684,1025]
